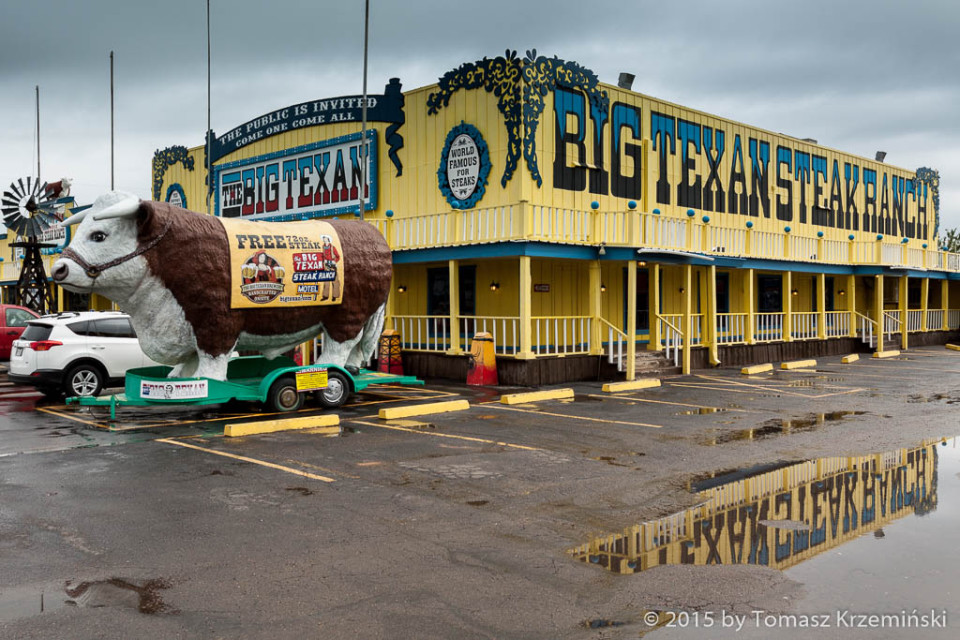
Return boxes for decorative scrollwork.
[152,146,195,201]
[915,167,940,240]
[428,50,608,188]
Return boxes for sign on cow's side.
[219,218,345,309]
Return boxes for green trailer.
[67,356,423,419]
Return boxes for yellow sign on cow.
[219,218,344,309]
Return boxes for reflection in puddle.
[675,407,726,416]
[571,440,939,574]
[0,578,173,623]
[700,411,866,445]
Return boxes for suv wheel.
[64,364,104,398]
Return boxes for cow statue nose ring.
[52,263,69,282]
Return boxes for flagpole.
[359,0,369,221]
[206,0,212,215]
[110,51,115,190]
[36,86,41,179]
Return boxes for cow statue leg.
[319,330,363,371]
[350,303,386,370]
[168,349,232,381]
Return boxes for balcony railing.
[371,205,960,273]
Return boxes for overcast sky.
[1,0,957,233]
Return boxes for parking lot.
[2,348,959,639]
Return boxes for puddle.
[0,578,174,623]
[568,395,602,403]
[699,411,867,445]
[675,407,727,416]
[571,439,942,574]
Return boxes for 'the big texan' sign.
[214,131,377,221]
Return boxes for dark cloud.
[1,0,957,229]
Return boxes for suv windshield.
[21,323,53,341]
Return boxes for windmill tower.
[1,177,73,314]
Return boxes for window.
[67,320,92,336]
[757,275,783,313]
[5,308,36,328]
[92,318,137,338]
[21,323,53,341]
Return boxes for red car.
[0,304,41,360]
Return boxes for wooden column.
[626,260,637,381]
[817,272,827,340]
[518,256,534,359]
[874,274,884,349]
[847,274,857,338]
[682,264,692,375]
[588,260,603,355]
[920,278,929,333]
[707,265,719,365]
[745,269,755,344]
[649,263,661,351]
[447,259,461,354]
[783,271,793,342]
[899,275,909,350]
[942,280,950,331]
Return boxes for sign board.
[220,218,345,309]
[534,284,550,293]
[295,367,329,391]
[214,131,377,221]
[140,379,209,400]
[438,123,490,209]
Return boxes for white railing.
[822,240,845,263]
[825,311,850,338]
[753,231,783,258]
[948,254,960,272]
[851,241,875,263]
[599,317,627,371]
[926,309,945,330]
[883,311,901,340]
[949,310,960,329]
[532,316,592,355]
[530,207,592,244]
[791,236,818,261]
[597,211,632,245]
[708,227,745,256]
[906,310,923,333]
[716,313,747,344]
[393,212,453,249]
[458,316,520,355]
[881,243,901,264]
[644,214,686,249]
[658,315,682,367]
[390,315,451,352]
[856,312,876,348]
[460,206,519,244]
[791,312,818,340]
[755,313,784,342]
[906,248,925,268]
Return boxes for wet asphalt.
[1,347,959,639]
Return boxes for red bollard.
[466,332,498,386]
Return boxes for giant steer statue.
[52,191,392,381]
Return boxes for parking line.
[583,395,759,413]
[156,438,336,482]
[347,419,542,450]
[488,404,662,429]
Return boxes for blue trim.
[438,122,491,209]
[212,131,378,220]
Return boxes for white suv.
[8,311,160,398]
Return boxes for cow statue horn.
[92,196,141,221]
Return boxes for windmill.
[1,176,75,314]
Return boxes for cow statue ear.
[136,200,158,235]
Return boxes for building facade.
[143,50,959,384]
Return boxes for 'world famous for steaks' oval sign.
[437,122,491,210]
[217,218,345,309]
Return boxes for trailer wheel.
[267,376,304,412]
[317,370,350,408]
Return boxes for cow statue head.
[52,191,154,302]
